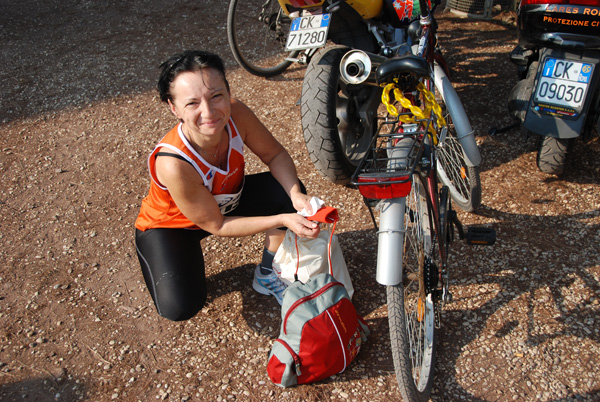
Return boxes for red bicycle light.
[357,175,412,199]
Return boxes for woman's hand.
[283,213,320,239]
[290,191,315,216]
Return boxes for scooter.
[508,0,600,175]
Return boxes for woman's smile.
[199,117,222,128]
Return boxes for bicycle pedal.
[434,289,450,302]
[436,288,453,304]
[444,291,453,304]
[465,226,496,246]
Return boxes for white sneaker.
[252,265,287,305]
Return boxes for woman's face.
[168,68,231,139]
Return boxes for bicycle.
[226,0,310,78]
[409,8,482,213]
[349,16,495,401]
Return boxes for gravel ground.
[1,1,599,401]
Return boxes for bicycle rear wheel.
[227,0,298,77]
[387,176,437,402]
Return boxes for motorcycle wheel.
[227,0,298,77]
[387,176,437,402]
[301,45,380,184]
[433,82,482,212]
[536,135,572,175]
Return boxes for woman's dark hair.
[157,50,229,103]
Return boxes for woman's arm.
[231,99,314,214]
[155,155,319,238]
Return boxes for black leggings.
[135,172,303,321]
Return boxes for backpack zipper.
[275,339,302,376]
[283,281,343,335]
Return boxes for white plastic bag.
[273,228,354,299]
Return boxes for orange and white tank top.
[135,118,245,231]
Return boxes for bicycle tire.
[433,80,482,212]
[226,0,298,77]
[387,176,437,402]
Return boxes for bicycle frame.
[353,117,448,288]
[417,12,481,168]
[421,143,449,294]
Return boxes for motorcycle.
[508,0,600,175]
[227,0,482,211]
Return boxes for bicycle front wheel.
[436,131,481,212]
[387,176,437,402]
[227,0,298,77]
[433,80,481,212]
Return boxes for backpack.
[266,204,370,387]
[267,206,370,387]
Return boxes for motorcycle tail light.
[288,0,324,7]
[357,175,412,199]
[520,0,600,5]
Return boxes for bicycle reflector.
[357,175,412,199]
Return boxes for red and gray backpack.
[266,273,370,387]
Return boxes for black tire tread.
[301,45,355,184]
[387,181,436,402]
[537,136,571,175]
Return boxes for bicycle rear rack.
[350,114,434,231]
[350,115,433,199]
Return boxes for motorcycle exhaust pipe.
[339,50,386,86]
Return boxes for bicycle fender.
[433,64,481,167]
[376,198,406,286]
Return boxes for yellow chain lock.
[381,80,447,143]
